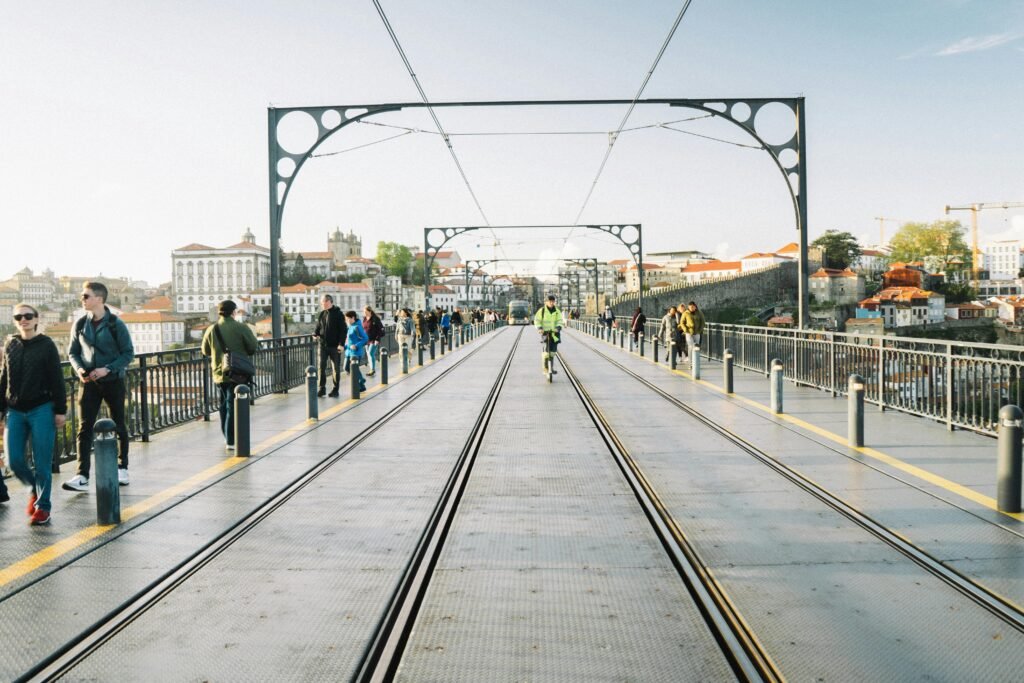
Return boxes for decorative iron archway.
[422,224,642,310]
[267,98,807,337]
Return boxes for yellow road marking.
[0,344,470,586]
[582,332,1024,521]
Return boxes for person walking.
[0,303,67,525]
[680,301,706,356]
[413,310,427,348]
[63,281,135,492]
[426,308,439,343]
[451,306,464,335]
[362,305,384,377]
[676,301,689,360]
[658,306,678,362]
[395,308,414,352]
[313,294,345,397]
[602,305,615,329]
[440,309,451,342]
[201,300,258,451]
[630,307,646,343]
[344,310,368,393]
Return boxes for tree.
[410,254,438,287]
[811,230,861,270]
[887,220,971,273]
[376,241,414,283]
[290,254,309,285]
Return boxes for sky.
[2,0,1023,284]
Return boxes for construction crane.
[873,217,905,246]
[944,202,1024,289]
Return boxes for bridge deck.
[0,326,1022,680]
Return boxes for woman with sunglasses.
[0,303,67,525]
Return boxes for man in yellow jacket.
[534,295,562,371]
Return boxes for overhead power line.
[371,0,512,264]
[570,0,697,229]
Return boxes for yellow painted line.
[585,333,1024,521]
[0,337,487,585]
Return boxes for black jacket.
[0,334,68,416]
[314,306,346,347]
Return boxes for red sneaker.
[29,509,50,526]
[27,494,37,516]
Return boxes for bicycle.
[541,330,559,383]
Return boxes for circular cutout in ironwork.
[754,102,796,146]
[611,226,621,236]
[276,157,296,179]
[321,109,342,129]
[619,225,639,244]
[630,244,641,253]
[777,147,798,169]
[427,229,446,247]
[730,102,751,123]
[445,228,456,238]
[276,111,320,155]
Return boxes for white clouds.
[935,33,1021,56]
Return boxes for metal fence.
[50,334,319,465]
[580,316,1024,437]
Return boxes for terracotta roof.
[176,243,215,251]
[139,296,173,311]
[776,242,799,254]
[297,251,334,260]
[810,267,859,278]
[626,263,666,271]
[225,240,269,251]
[429,285,454,293]
[607,259,631,265]
[120,312,184,323]
[741,252,783,259]
[860,249,885,257]
[682,261,741,273]
[767,315,794,324]
[320,282,371,291]
[947,303,984,310]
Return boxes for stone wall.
[611,261,799,316]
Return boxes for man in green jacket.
[680,301,706,356]
[201,300,259,451]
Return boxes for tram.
[507,299,532,325]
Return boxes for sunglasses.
[80,293,92,299]
[13,313,36,321]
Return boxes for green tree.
[888,220,971,273]
[290,254,309,285]
[410,254,438,287]
[811,230,861,270]
[376,241,414,283]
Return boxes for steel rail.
[576,336,1024,637]
[558,354,781,683]
[353,327,524,682]
[19,327,513,683]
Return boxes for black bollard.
[402,343,409,374]
[380,348,389,385]
[430,337,436,360]
[769,359,783,414]
[998,405,1023,513]
[93,418,121,525]
[306,365,318,421]
[670,341,677,370]
[639,333,645,358]
[848,374,865,447]
[724,349,734,394]
[350,361,362,400]
[418,342,424,367]
[440,334,445,356]
[692,345,702,381]
[653,338,659,364]
[234,385,251,456]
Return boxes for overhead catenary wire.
[371,0,514,266]
[569,0,697,232]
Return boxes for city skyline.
[2,1,1022,283]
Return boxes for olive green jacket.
[201,317,259,384]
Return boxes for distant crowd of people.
[598,300,705,363]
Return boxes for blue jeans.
[368,343,379,373]
[218,383,235,446]
[3,403,56,511]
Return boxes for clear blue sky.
[2,0,1022,283]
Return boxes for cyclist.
[534,295,562,376]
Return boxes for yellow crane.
[873,216,905,245]
[944,202,1024,289]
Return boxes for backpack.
[401,317,413,335]
[74,314,127,379]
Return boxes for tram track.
[558,355,783,683]
[18,327,519,682]
[568,334,1024,641]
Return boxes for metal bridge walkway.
[1,325,1023,681]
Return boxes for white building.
[249,281,376,323]
[171,228,271,315]
[679,261,742,284]
[739,252,792,271]
[855,248,888,278]
[428,285,458,310]
[981,239,1023,281]
[283,251,334,280]
[319,281,375,313]
[119,312,186,354]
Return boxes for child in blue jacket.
[344,310,368,392]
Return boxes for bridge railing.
[579,316,1024,436]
